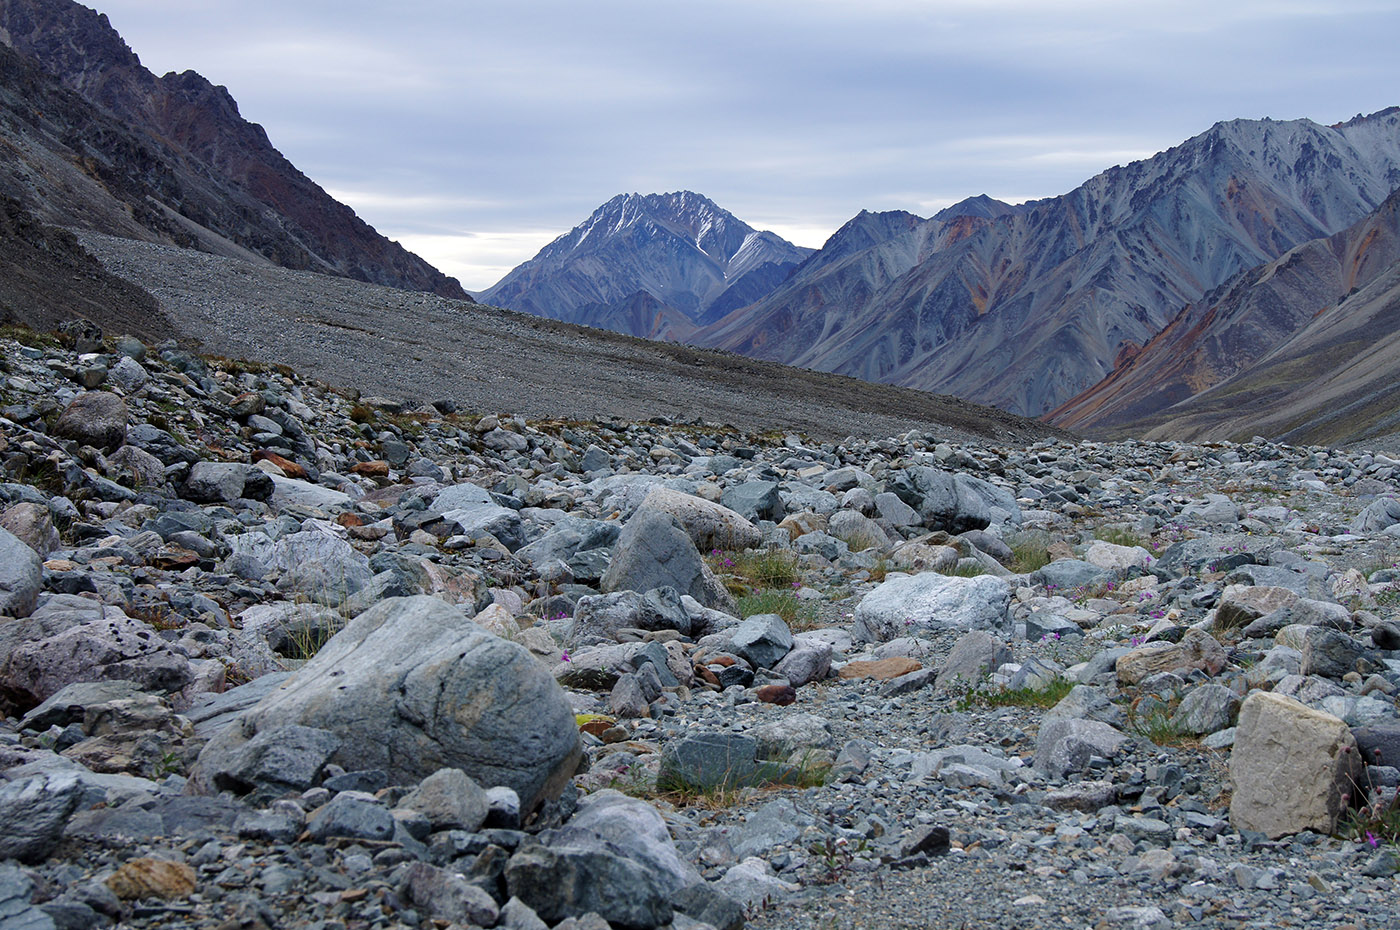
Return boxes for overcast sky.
[90,0,1400,292]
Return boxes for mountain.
[479,191,813,340]
[1050,188,1400,445]
[693,110,1400,417]
[0,0,467,299]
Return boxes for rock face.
[192,596,581,811]
[0,0,469,299]
[1230,692,1362,839]
[853,572,1011,641]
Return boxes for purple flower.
[1366,830,1380,848]
[560,650,571,663]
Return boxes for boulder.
[1084,540,1152,571]
[1230,692,1361,838]
[0,503,60,559]
[1170,684,1242,735]
[438,501,526,551]
[505,845,672,930]
[601,509,731,610]
[1115,630,1227,685]
[571,587,694,644]
[53,391,126,450]
[1034,718,1128,778]
[721,481,784,524]
[0,771,85,862]
[934,630,1012,691]
[727,614,794,670]
[638,486,762,551]
[0,526,43,618]
[887,466,991,533]
[549,789,702,895]
[190,596,581,812]
[1215,585,1298,630]
[853,572,1011,642]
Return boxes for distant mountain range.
[1050,187,1400,446]
[479,192,812,341]
[0,0,466,302]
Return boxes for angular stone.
[53,391,126,450]
[658,732,759,790]
[1300,628,1370,679]
[728,614,794,670]
[773,641,832,686]
[550,789,702,895]
[397,767,490,832]
[505,845,672,930]
[191,597,581,813]
[721,480,784,523]
[1115,630,1226,685]
[0,771,84,862]
[0,526,42,618]
[1171,683,1242,735]
[934,630,1012,691]
[307,790,394,841]
[853,572,1011,641]
[601,510,730,610]
[749,713,833,761]
[1230,692,1361,839]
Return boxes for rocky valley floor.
[0,328,1397,930]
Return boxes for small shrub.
[1130,708,1195,747]
[349,403,375,424]
[1096,526,1147,549]
[736,589,815,628]
[957,676,1074,711]
[1008,541,1050,574]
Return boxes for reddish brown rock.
[253,449,307,479]
[838,657,922,681]
[755,684,797,706]
[350,460,390,478]
[106,858,196,900]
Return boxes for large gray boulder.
[190,596,581,812]
[0,771,85,862]
[601,509,732,610]
[571,587,694,644]
[549,789,702,896]
[438,501,526,551]
[0,526,43,618]
[637,486,762,551]
[53,391,126,450]
[853,572,1011,642]
[886,466,1019,533]
[182,462,272,503]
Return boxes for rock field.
[0,326,1398,930]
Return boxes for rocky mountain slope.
[1050,188,1400,445]
[75,230,1061,445]
[0,331,1398,929]
[0,0,467,299]
[694,109,1400,417]
[479,192,813,341]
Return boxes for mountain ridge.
[0,0,468,299]
[691,108,1400,417]
[479,191,812,340]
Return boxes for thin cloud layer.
[92,0,1400,290]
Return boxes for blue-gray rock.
[722,481,783,522]
[0,865,55,930]
[549,789,702,895]
[732,798,807,858]
[0,526,42,618]
[1351,497,1400,533]
[728,614,794,670]
[0,771,84,862]
[935,630,1012,691]
[307,790,394,841]
[404,861,502,925]
[601,510,731,610]
[190,597,581,813]
[182,462,270,503]
[1044,684,1127,728]
[1034,560,1110,592]
[1353,722,1400,767]
[658,732,759,790]
[1171,683,1242,735]
[396,769,489,833]
[505,845,672,930]
[1034,718,1128,777]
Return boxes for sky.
[88,0,1400,292]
